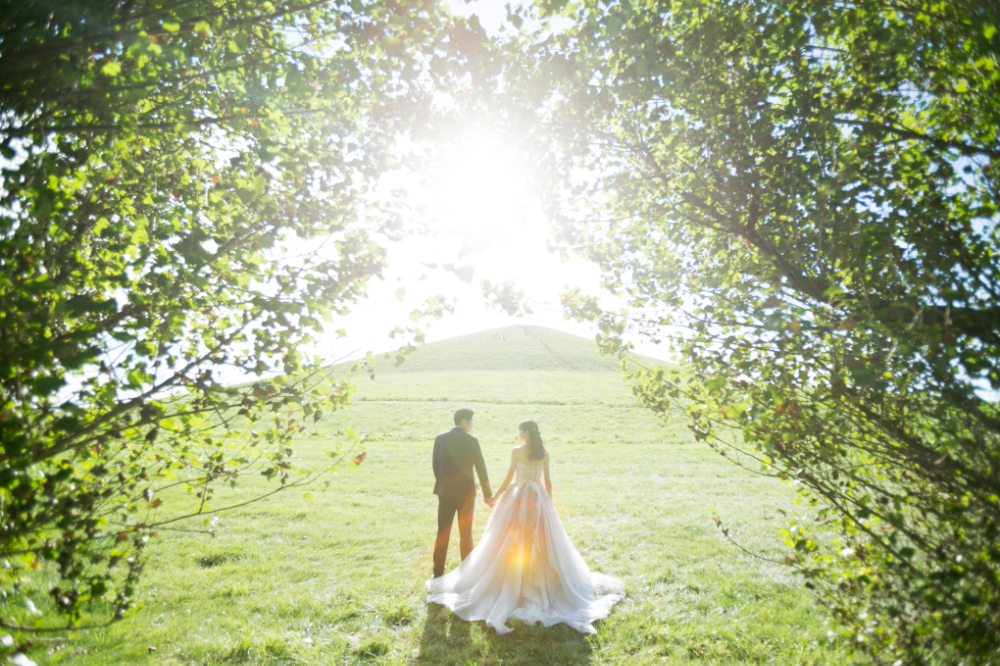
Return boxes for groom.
[432,407,492,578]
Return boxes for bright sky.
[310,0,669,366]
[315,132,622,365]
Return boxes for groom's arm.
[472,440,492,501]
[432,435,444,482]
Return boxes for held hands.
[484,495,497,508]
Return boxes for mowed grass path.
[45,329,850,665]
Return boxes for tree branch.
[832,118,1000,159]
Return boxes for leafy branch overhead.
[0,0,482,635]
[503,0,1000,663]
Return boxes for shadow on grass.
[414,603,593,666]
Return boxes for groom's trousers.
[433,494,475,578]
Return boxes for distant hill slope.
[334,325,663,374]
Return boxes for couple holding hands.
[427,407,623,636]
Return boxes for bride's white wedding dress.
[426,461,624,635]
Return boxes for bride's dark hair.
[519,420,546,461]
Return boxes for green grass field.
[37,326,853,665]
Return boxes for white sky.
[309,0,671,365]
[314,133,636,364]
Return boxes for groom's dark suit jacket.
[432,427,489,499]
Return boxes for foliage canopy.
[0,0,481,637]
[505,0,1000,662]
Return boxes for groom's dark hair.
[454,407,475,425]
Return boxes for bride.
[426,420,624,635]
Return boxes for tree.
[0,0,479,639]
[508,0,1000,662]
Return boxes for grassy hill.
[340,325,652,375]
[38,328,850,666]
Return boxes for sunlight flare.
[427,137,529,243]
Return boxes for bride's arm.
[491,449,518,501]
[543,455,552,496]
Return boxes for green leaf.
[704,377,726,392]
[848,366,876,386]
[131,220,149,244]
[722,402,748,419]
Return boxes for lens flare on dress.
[427,461,623,635]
